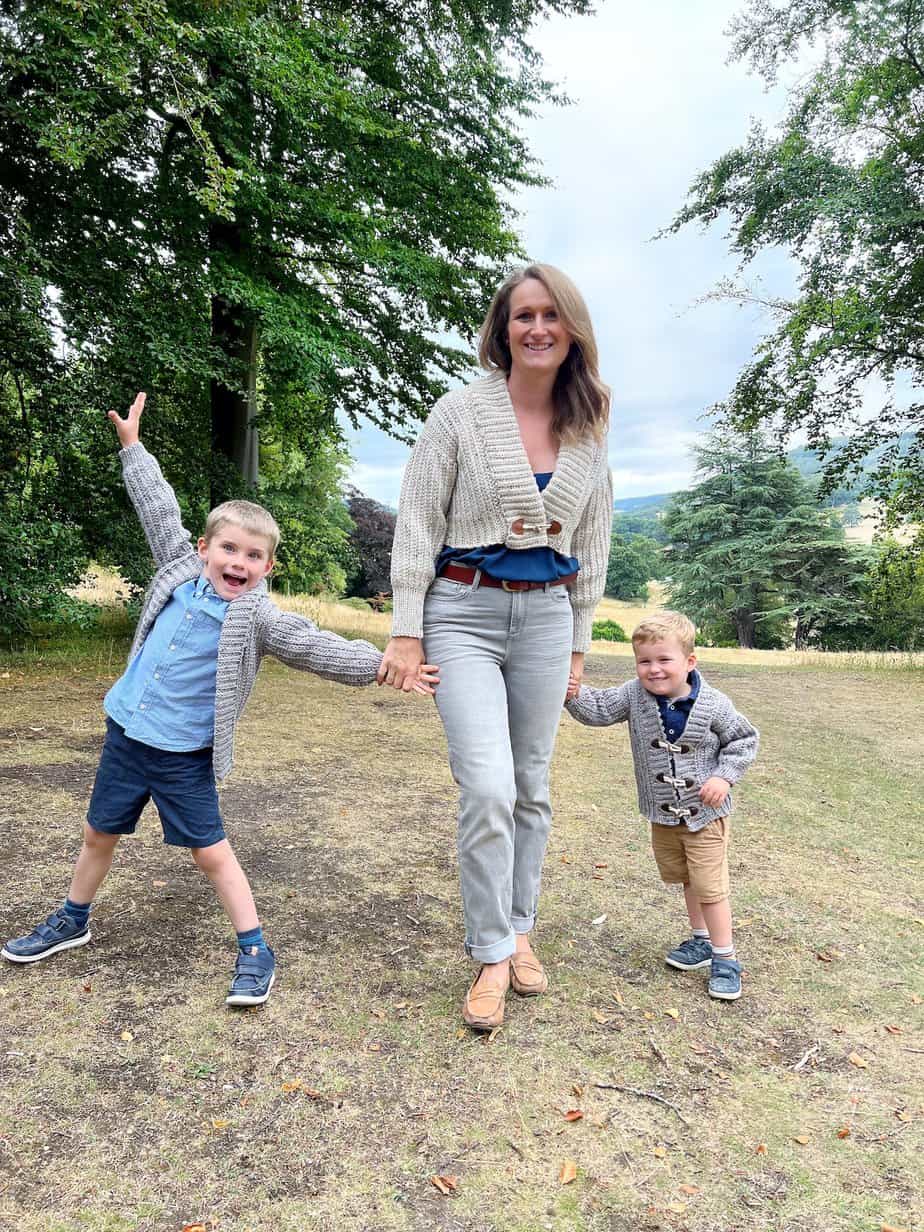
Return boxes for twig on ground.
[593,1081,690,1126]
[648,1035,668,1065]
[391,944,410,957]
[405,913,421,926]
[791,1043,820,1071]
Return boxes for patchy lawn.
[0,652,921,1232]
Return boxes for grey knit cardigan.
[390,371,613,652]
[119,443,383,780]
[565,675,759,831]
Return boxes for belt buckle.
[501,579,516,592]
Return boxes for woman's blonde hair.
[478,263,610,443]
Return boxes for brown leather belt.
[439,563,577,592]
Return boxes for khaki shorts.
[650,817,730,903]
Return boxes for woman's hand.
[565,651,585,700]
[378,636,433,693]
[108,391,146,448]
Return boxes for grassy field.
[0,600,921,1232]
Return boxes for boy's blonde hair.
[204,500,280,556]
[632,611,696,656]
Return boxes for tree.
[1,0,591,497]
[666,0,924,530]
[344,489,397,598]
[605,533,663,601]
[864,536,924,650]
[663,430,866,648]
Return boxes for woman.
[378,264,612,1028]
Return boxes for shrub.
[592,619,628,642]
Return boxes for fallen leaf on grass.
[848,1051,869,1068]
[883,1025,903,1035]
[594,862,608,869]
[280,1079,302,1093]
[367,1042,382,1053]
[430,1175,458,1195]
[181,1225,207,1232]
[755,1143,767,1155]
[563,1109,584,1122]
[792,1134,811,1145]
[612,988,624,1006]
[558,1159,578,1184]
[652,1146,667,1158]
[592,1010,612,1025]
[211,1119,231,1130]
[881,1225,909,1232]
[836,1126,851,1139]
[895,1109,912,1122]
[816,951,833,962]
[591,914,607,926]
[571,1083,585,1097]
[120,1031,133,1042]
[737,917,753,927]
[666,1202,686,1214]
[678,1184,700,1195]
[689,1042,708,1055]
[663,1008,679,1020]
[82,982,92,993]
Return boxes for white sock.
[692,928,709,940]
[712,942,736,959]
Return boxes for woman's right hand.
[377,636,430,693]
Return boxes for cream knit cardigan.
[390,371,613,651]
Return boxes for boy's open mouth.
[222,573,246,591]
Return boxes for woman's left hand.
[565,651,585,700]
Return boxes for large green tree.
[666,0,924,529]
[664,430,867,648]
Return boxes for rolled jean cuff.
[511,913,535,935]
[466,931,516,964]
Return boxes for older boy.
[565,611,758,1001]
[2,393,437,1006]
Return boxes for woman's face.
[506,277,573,379]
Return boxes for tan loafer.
[462,967,507,1030]
[509,951,548,997]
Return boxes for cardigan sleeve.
[259,607,382,684]
[567,458,613,652]
[714,701,760,784]
[118,443,198,569]
[565,680,632,726]
[389,404,458,639]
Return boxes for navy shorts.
[87,718,225,848]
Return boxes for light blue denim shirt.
[104,575,228,752]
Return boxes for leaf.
[666,1202,686,1214]
[430,1175,458,1195]
[571,1083,585,1097]
[847,1051,869,1068]
[367,1042,382,1052]
[911,994,922,1006]
[152,879,167,888]
[881,1225,909,1232]
[689,1042,708,1055]
[663,1007,679,1019]
[836,1126,851,1139]
[678,1184,700,1195]
[895,1109,912,1122]
[182,1225,208,1232]
[737,917,753,926]
[594,862,608,869]
[120,1030,133,1042]
[792,1134,810,1145]
[652,1146,667,1158]
[563,1109,584,1122]
[816,951,833,962]
[612,988,624,1006]
[82,982,92,993]
[211,1118,231,1130]
[591,914,607,926]
[486,1026,503,1043]
[883,1024,903,1035]
[280,1079,302,1093]
[558,1159,578,1185]
[592,1010,611,1025]
[755,1143,767,1155]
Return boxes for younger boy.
[2,393,437,1006]
[565,611,758,1001]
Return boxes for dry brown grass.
[0,650,921,1232]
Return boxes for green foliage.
[591,619,628,643]
[612,511,668,544]
[667,0,924,528]
[864,536,924,650]
[605,533,663,601]
[664,429,869,649]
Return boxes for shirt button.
[186,613,192,620]
[139,703,146,710]
[169,644,176,651]
[154,673,160,680]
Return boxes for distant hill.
[613,435,911,514]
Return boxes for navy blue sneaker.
[665,936,713,971]
[2,908,91,964]
[708,956,742,1001]
[226,945,275,1007]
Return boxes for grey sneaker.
[708,956,742,1001]
[665,936,713,971]
[2,907,91,964]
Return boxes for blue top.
[104,575,229,752]
[654,670,701,741]
[435,472,581,583]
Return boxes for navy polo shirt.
[655,670,701,741]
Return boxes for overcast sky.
[344,1,800,508]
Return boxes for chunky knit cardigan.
[119,443,382,779]
[565,675,759,831]
[390,372,613,652]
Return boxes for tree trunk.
[734,612,756,648]
[210,290,259,502]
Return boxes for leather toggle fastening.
[651,738,691,755]
[661,804,699,819]
[547,519,562,535]
[656,772,695,789]
[510,517,544,535]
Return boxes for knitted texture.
[565,675,759,830]
[119,443,382,780]
[390,371,613,651]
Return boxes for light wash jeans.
[423,574,573,963]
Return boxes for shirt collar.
[664,669,700,708]
[195,574,227,604]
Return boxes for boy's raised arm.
[564,681,632,727]
[109,392,197,569]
